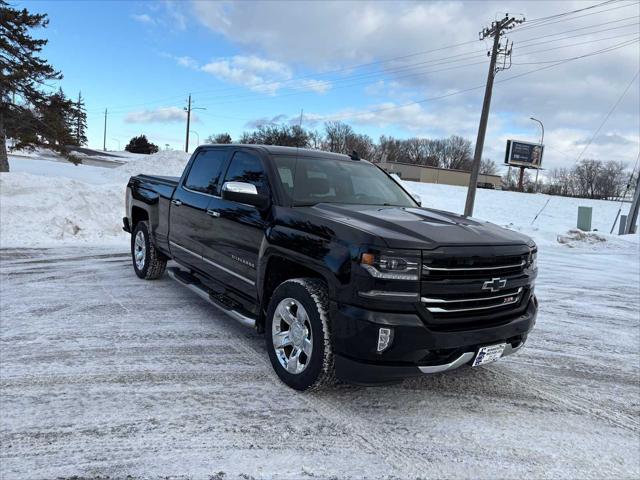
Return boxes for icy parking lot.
[1,244,638,479]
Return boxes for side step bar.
[167,267,256,329]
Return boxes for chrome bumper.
[418,340,525,374]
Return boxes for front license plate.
[472,343,506,367]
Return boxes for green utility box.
[577,206,593,231]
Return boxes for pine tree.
[1,1,64,172]
[71,92,87,146]
[39,88,76,148]
[125,135,159,155]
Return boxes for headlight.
[360,250,420,280]
[528,249,537,270]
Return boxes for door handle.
[171,199,182,206]
[206,209,220,217]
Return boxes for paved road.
[1,246,638,479]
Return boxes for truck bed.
[134,174,180,186]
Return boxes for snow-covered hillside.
[1,150,637,250]
[1,151,190,248]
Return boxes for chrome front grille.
[422,253,529,280]
[421,287,523,314]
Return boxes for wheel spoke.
[286,348,300,373]
[273,331,291,349]
[277,302,295,325]
[302,337,312,357]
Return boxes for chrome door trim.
[182,185,222,199]
[169,241,255,286]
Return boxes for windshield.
[273,155,418,207]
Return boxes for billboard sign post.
[505,140,544,192]
[504,139,544,168]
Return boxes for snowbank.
[405,181,638,249]
[1,151,637,249]
[1,151,190,248]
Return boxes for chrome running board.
[418,340,525,374]
[167,267,256,329]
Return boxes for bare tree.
[574,159,602,198]
[596,160,626,199]
[480,158,498,175]
[323,121,374,159]
[441,136,472,170]
[206,133,232,144]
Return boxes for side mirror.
[221,181,270,210]
[412,193,422,206]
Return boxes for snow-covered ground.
[2,149,638,250]
[1,151,639,478]
[0,245,638,479]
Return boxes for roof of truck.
[200,144,355,161]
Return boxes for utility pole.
[464,14,523,216]
[624,172,640,234]
[184,94,206,153]
[103,108,107,152]
[184,94,191,153]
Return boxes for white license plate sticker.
[472,343,506,367]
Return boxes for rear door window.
[184,149,228,195]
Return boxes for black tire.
[265,278,335,391]
[131,220,167,280]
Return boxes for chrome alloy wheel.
[271,298,313,374]
[134,230,146,270]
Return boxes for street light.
[530,117,544,192]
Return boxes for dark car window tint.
[184,149,227,194]
[223,151,267,194]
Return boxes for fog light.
[377,327,393,353]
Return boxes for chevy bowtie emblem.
[482,277,507,292]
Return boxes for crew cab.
[124,145,538,390]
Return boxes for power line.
[574,69,640,164]
[320,40,637,123]
[513,37,639,64]
[180,35,638,112]
[512,1,639,33]
[523,0,621,25]
[516,16,639,44]
[98,30,638,116]
[87,14,639,115]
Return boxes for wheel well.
[259,256,326,331]
[131,206,149,229]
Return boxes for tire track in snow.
[233,338,433,479]
[486,367,640,433]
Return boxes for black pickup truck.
[124,145,537,390]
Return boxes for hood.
[307,203,533,249]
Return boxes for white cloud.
[201,55,291,95]
[299,79,331,94]
[199,55,331,95]
[124,107,196,124]
[131,13,155,25]
[176,1,639,170]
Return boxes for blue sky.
[18,1,640,171]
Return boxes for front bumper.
[331,297,537,385]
